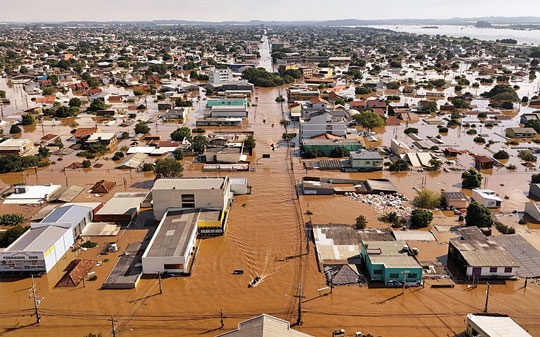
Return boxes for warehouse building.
[0,205,94,274]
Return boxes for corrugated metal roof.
[7,225,70,252]
[145,210,198,258]
[467,314,532,337]
[41,204,92,225]
[96,192,146,216]
[369,255,422,269]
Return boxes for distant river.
[364,25,540,46]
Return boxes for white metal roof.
[467,314,532,337]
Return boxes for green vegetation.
[0,155,39,173]
[413,190,441,209]
[0,225,30,247]
[81,240,98,248]
[10,124,21,134]
[461,169,482,189]
[191,135,209,155]
[241,67,296,87]
[465,201,493,228]
[518,150,537,162]
[481,84,520,108]
[355,215,367,230]
[352,111,385,131]
[171,127,191,141]
[0,213,25,226]
[389,158,410,172]
[172,148,184,160]
[404,128,418,134]
[495,221,516,234]
[243,135,256,155]
[21,113,36,125]
[409,209,433,229]
[134,121,150,134]
[493,150,509,160]
[379,211,401,228]
[154,158,184,179]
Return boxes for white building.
[151,177,233,221]
[466,313,531,337]
[0,204,94,273]
[471,189,502,208]
[3,184,62,204]
[216,314,314,337]
[390,138,410,155]
[524,201,540,221]
[141,209,199,274]
[209,68,233,84]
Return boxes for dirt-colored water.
[2,85,540,337]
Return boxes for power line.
[29,275,43,324]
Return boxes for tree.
[389,158,410,172]
[465,201,493,228]
[191,135,209,155]
[519,150,537,162]
[69,97,82,107]
[461,169,482,189]
[9,124,21,134]
[429,158,442,170]
[243,135,256,155]
[493,150,509,160]
[419,101,438,113]
[87,99,106,112]
[352,111,385,131]
[170,127,191,141]
[82,159,91,168]
[413,190,441,209]
[409,209,433,229]
[21,113,35,125]
[172,148,184,160]
[0,225,30,247]
[532,173,540,183]
[134,121,150,134]
[355,215,367,229]
[154,158,183,179]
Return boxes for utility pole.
[30,275,43,324]
[294,283,305,326]
[220,308,224,329]
[109,315,118,337]
[483,283,490,313]
[158,272,163,294]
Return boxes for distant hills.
[6,16,540,26]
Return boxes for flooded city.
[1,18,540,337]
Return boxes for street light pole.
[402,270,410,294]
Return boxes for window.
[490,267,497,273]
[373,269,383,275]
[407,273,417,279]
[182,194,195,208]
[389,273,399,278]
[504,267,512,273]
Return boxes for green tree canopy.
[87,99,106,112]
[134,121,150,134]
[461,168,482,189]
[410,209,433,229]
[243,135,256,155]
[154,157,184,179]
[388,158,410,172]
[465,201,493,228]
[413,189,442,209]
[355,215,367,229]
[191,134,209,155]
[21,113,35,125]
[352,111,385,131]
[171,127,191,141]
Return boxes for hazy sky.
[1,0,539,22]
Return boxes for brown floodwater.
[1,86,540,337]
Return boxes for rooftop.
[153,177,227,191]
[145,209,199,258]
[7,225,70,252]
[467,314,532,337]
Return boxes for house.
[519,113,540,124]
[0,138,37,156]
[287,87,320,102]
[93,192,147,223]
[390,138,410,155]
[474,156,494,170]
[505,127,536,138]
[3,184,62,204]
[348,151,383,171]
[72,127,98,143]
[524,201,540,221]
[466,314,531,337]
[360,240,423,286]
[215,314,314,337]
[162,107,189,121]
[90,180,116,194]
[442,191,468,209]
[85,133,117,148]
[299,110,351,140]
[448,227,518,280]
[302,138,363,157]
[471,189,502,208]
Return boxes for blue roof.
[41,205,92,225]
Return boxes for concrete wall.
[465,266,516,278]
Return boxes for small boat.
[248,276,261,288]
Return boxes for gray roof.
[216,314,313,337]
[96,192,147,216]
[366,179,397,193]
[41,204,93,225]
[350,151,383,160]
[491,235,540,278]
[451,228,518,268]
[442,191,468,200]
[363,241,422,269]
[7,225,70,252]
[145,210,200,258]
[152,177,226,191]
